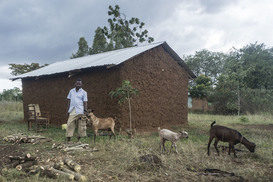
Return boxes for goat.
[158,127,188,154]
[86,109,116,143]
[207,121,256,157]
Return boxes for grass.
[0,102,272,181]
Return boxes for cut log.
[61,167,87,181]
[5,160,20,168]
[42,166,74,180]
[63,158,81,172]
[53,161,64,170]
[15,161,38,171]
[9,155,38,163]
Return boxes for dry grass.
[0,106,272,181]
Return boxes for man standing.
[66,78,88,143]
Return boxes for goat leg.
[108,129,112,140]
[111,128,116,140]
[228,143,231,155]
[207,137,213,156]
[163,140,166,151]
[174,143,179,154]
[213,139,219,155]
[232,145,237,158]
[169,143,174,154]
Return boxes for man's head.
[75,78,82,90]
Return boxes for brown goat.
[87,109,116,143]
[207,121,256,157]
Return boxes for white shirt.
[67,88,88,114]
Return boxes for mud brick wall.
[118,46,189,130]
[22,45,189,130]
[22,66,121,126]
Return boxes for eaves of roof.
[10,41,196,81]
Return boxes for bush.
[239,116,249,123]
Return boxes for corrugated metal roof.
[10,41,196,80]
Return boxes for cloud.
[0,65,21,92]
[1,0,273,91]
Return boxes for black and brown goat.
[207,121,256,157]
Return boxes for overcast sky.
[1,0,273,92]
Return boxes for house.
[11,41,196,130]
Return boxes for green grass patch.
[0,104,272,181]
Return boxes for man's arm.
[84,101,88,113]
[67,99,70,115]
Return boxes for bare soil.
[0,144,25,169]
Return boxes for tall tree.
[184,49,225,85]
[9,63,48,76]
[89,27,109,55]
[71,37,89,58]
[72,5,154,58]
[100,5,154,50]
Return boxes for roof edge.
[161,42,196,79]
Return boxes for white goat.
[158,127,188,154]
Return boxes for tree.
[184,49,225,85]
[109,80,139,132]
[71,37,89,58]
[89,27,109,55]
[72,4,154,58]
[0,87,22,101]
[189,74,212,111]
[9,63,48,76]
[100,5,154,50]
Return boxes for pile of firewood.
[3,133,52,144]
[36,158,87,181]
[6,153,38,172]
[5,154,87,181]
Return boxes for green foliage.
[109,80,139,131]
[101,5,154,50]
[189,74,212,99]
[89,27,109,54]
[0,87,22,101]
[186,42,273,114]
[9,63,48,76]
[72,4,154,58]
[71,37,89,58]
[109,80,139,104]
[239,116,249,123]
[184,49,225,85]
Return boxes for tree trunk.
[128,94,132,131]
[237,83,240,116]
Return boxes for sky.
[1,0,273,92]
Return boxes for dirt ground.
[0,144,25,169]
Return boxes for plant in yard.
[109,80,139,132]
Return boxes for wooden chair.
[27,104,50,132]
